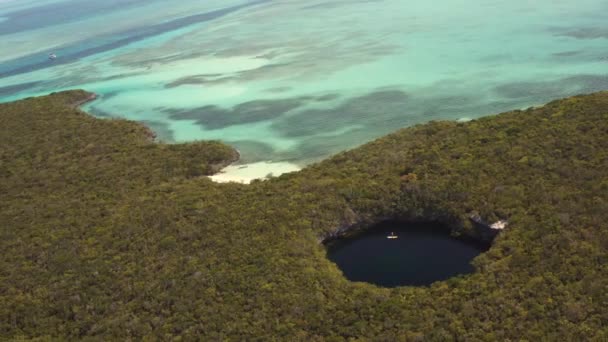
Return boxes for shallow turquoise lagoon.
[1,0,607,175]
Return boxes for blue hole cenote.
[326,221,489,287]
[1,0,608,182]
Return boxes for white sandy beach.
[209,161,301,184]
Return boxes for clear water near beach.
[1,0,607,181]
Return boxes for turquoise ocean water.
[1,0,607,168]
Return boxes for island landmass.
[1,90,607,340]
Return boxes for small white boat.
[48,53,57,60]
[387,232,398,239]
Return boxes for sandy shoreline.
[209,161,301,184]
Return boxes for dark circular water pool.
[326,221,488,287]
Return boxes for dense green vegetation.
[1,90,608,340]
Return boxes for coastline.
[69,92,98,108]
[70,90,297,183]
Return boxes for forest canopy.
[1,90,607,340]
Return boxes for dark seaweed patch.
[166,98,306,130]
[271,90,410,138]
[0,81,41,98]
